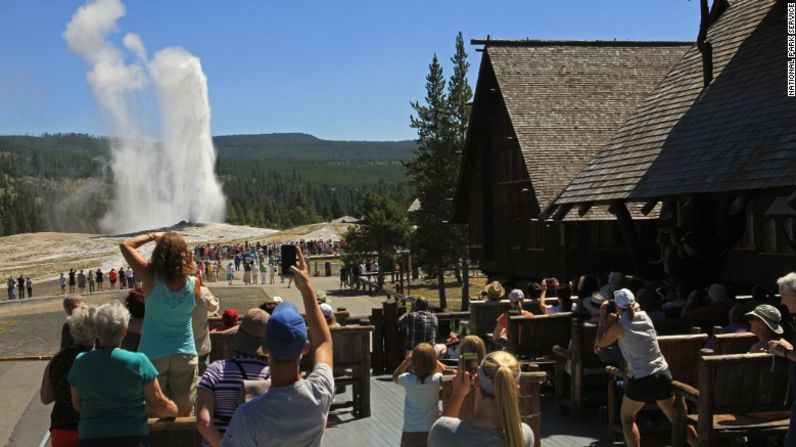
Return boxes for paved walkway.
[0,360,50,447]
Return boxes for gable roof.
[482,40,691,213]
[555,0,795,206]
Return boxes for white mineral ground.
[0,222,353,287]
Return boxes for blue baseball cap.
[265,302,308,360]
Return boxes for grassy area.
[384,274,488,311]
[0,320,19,336]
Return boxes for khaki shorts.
[151,353,198,414]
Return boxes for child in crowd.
[392,343,446,447]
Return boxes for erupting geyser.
[64,0,226,233]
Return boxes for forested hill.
[0,133,415,235]
[214,133,414,160]
[0,133,414,161]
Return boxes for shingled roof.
[477,40,690,219]
[555,0,795,206]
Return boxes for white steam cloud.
[65,0,226,233]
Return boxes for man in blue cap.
[223,247,334,447]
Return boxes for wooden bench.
[440,371,547,447]
[711,332,757,355]
[507,313,573,365]
[468,301,511,340]
[671,353,790,447]
[148,417,201,447]
[606,333,709,441]
[653,318,703,336]
[552,318,604,421]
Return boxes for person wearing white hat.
[594,288,698,447]
[319,303,340,328]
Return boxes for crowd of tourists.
[393,266,796,447]
[39,233,334,447]
[193,239,343,264]
[30,225,796,446]
[5,274,33,300]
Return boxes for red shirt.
[496,310,533,331]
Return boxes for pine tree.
[405,54,456,309]
[404,35,473,310]
[448,32,473,146]
[447,32,473,308]
[342,193,410,289]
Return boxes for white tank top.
[617,310,668,378]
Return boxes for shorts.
[150,353,198,414]
[625,369,672,403]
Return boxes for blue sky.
[0,1,700,141]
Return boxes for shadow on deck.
[324,376,674,447]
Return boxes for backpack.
[231,359,271,403]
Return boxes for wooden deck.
[323,375,675,447]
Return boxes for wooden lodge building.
[452,38,691,283]
[552,0,796,288]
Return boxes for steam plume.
[65,0,226,233]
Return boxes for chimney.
[697,0,729,87]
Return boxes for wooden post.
[697,358,714,447]
[672,395,688,447]
[611,200,650,278]
[518,372,546,447]
[397,305,408,361]
[371,308,385,375]
[607,370,618,442]
[461,257,470,312]
[383,301,399,372]
[360,329,372,417]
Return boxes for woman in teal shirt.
[69,301,177,446]
[120,231,200,417]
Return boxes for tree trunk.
[461,257,470,312]
[437,270,447,310]
[377,253,385,290]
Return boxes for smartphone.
[545,278,556,287]
[461,352,478,376]
[280,244,297,277]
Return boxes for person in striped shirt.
[196,308,271,447]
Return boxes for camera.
[461,352,479,376]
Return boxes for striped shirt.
[197,355,270,444]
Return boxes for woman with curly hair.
[120,231,200,416]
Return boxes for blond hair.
[412,342,437,384]
[460,335,486,361]
[481,351,523,447]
